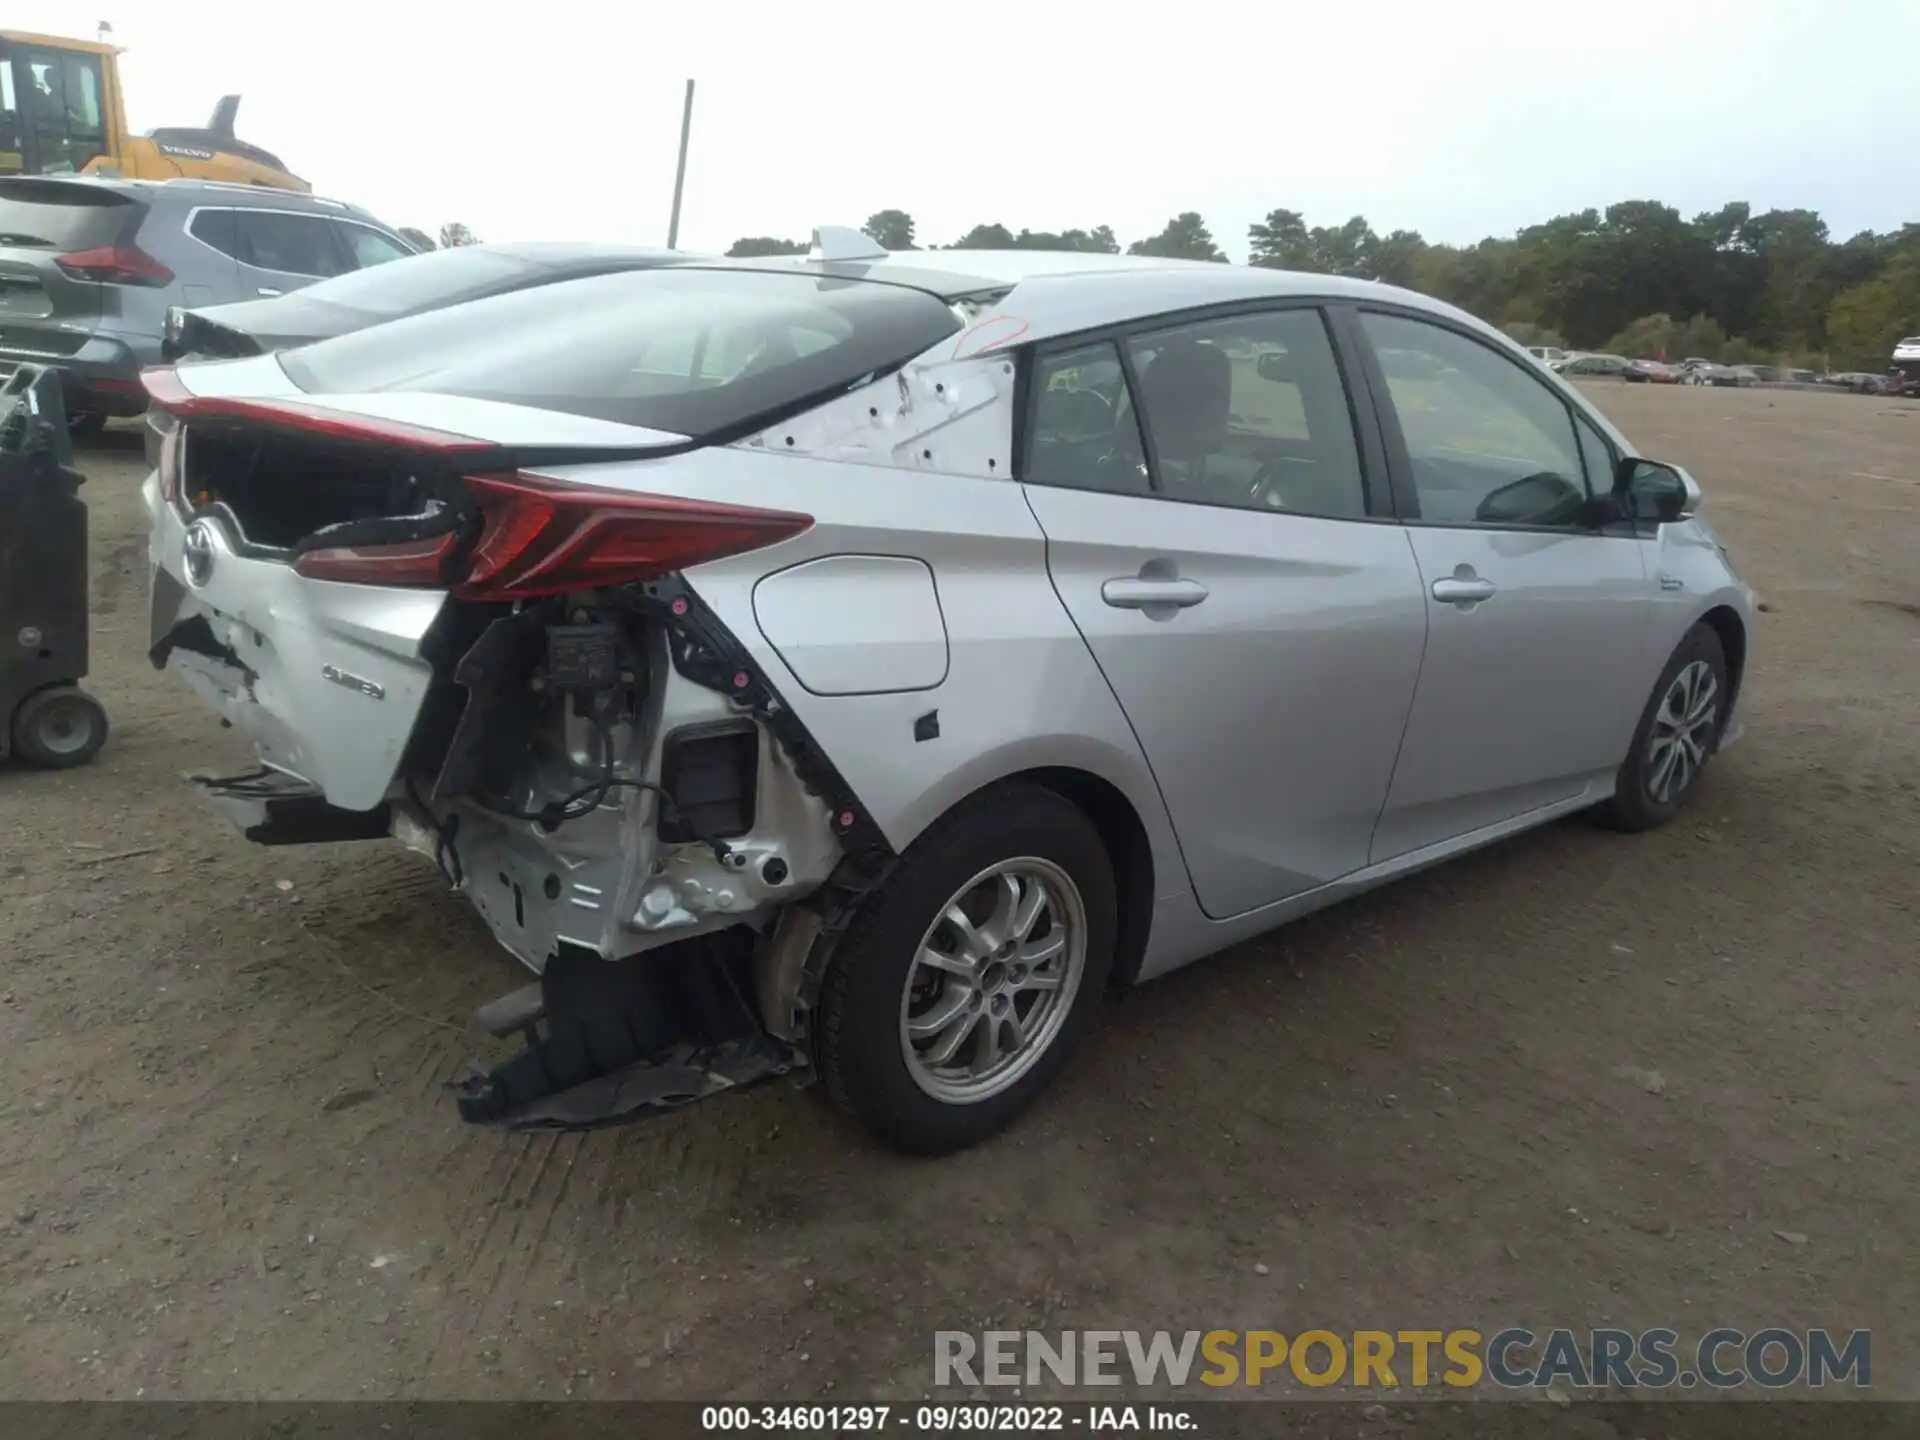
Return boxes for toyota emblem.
[182,520,215,588]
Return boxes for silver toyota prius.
[143,230,1757,1154]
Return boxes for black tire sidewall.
[819,784,1117,1154]
[13,687,108,769]
[1608,625,1728,830]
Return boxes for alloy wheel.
[1647,659,1719,803]
[898,857,1087,1105]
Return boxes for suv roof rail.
[159,177,347,209]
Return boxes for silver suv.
[0,175,414,432]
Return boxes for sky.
[14,0,1920,259]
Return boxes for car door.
[1021,304,1429,920]
[1351,308,1653,862]
[227,209,346,300]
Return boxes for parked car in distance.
[1785,368,1820,386]
[1727,365,1768,386]
[143,235,1756,1154]
[1625,359,1682,384]
[1526,345,1568,366]
[0,175,416,433]
[1681,360,1742,387]
[1817,372,1884,393]
[147,242,696,467]
[1555,352,1632,378]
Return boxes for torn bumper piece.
[189,765,392,846]
[454,933,799,1131]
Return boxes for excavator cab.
[1,30,308,192]
[0,31,119,178]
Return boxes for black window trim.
[1349,301,1641,538]
[1014,294,1397,524]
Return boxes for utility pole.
[666,80,694,250]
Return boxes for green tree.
[950,223,1016,249]
[726,236,808,257]
[1128,212,1226,263]
[862,209,917,250]
[1827,255,1920,370]
[1247,208,1313,269]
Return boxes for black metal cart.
[0,363,109,769]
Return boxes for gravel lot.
[0,384,1915,1403]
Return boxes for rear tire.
[818,783,1116,1154]
[11,686,109,769]
[1597,625,1727,832]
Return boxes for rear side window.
[0,179,138,251]
[232,211,345,278]
[280,268,964,438]
[255,244,533,320]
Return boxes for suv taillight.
[295,472,813,598]
[56,244,174,287]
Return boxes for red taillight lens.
[56,244,174,287]
[293,532,459,586]
[454,472,813,600]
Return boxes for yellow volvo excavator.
[1,29,308,193]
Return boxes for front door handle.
[1101,577,1210,610]
[1431,571,1496,606]
[256,287,283,297]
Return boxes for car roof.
[678,248,1499,355]
[476,240,697,267]
[0,173,384,221]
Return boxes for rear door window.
[280,267,963,439]
[335,222,414,270]
[232,211,346,278]
[189,207,244,260]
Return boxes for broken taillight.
[137,376,813,595]
[450,472,813,600]
[288,474,811,595]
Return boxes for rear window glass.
[0,180,136,251]
[268,244,533,320]
[280,267,962,437]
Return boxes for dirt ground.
[0,385,1915,1404]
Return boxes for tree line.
[725,205,1920,372]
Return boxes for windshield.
[270,245,536,320]
[280,267,963,439]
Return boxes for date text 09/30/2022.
[701,1405,1196,1432]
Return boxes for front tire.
[818,783,1116,1154]
[1597,625,1728,832]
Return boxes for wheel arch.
[1011,766,1157,990]
[1696,603,1748,717]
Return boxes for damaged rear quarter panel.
[533,435,1187,905]
[150,501,446,811]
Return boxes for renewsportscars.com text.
[934,1328,1870,1391]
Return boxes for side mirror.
[1618,458,1702,523]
